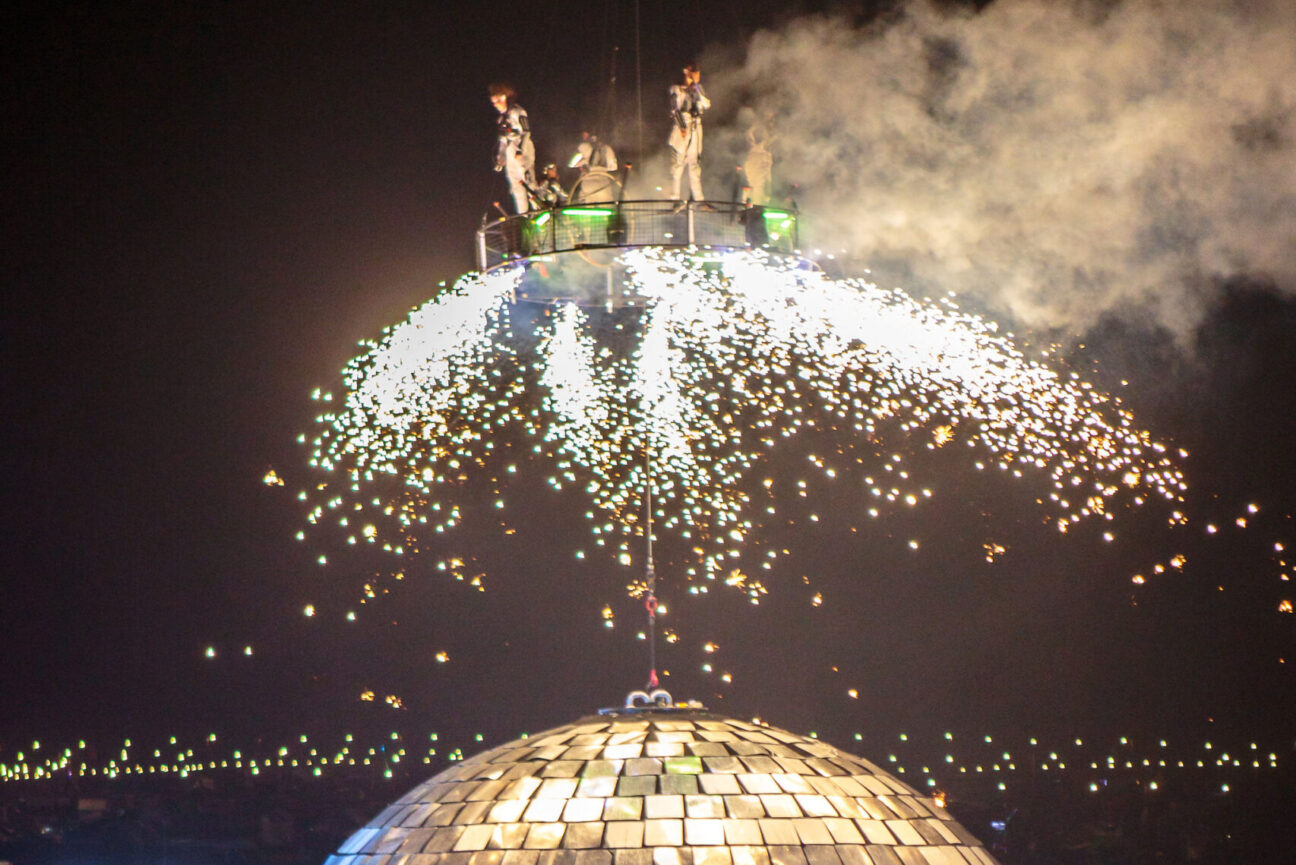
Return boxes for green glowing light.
[562,208,614,217]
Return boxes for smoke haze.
[705,0,1296,337]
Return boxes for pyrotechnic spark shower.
[296,248,1186,600]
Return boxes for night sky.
[4,0,1294,759]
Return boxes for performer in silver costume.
[667,63,710,204]
[489,83,536,214]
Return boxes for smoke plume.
[706,0,1296,337]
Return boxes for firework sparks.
[295,248,1186,601]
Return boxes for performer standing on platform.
[668,63,710,206]
[490,83,536,214]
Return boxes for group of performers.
[491,62,769,216]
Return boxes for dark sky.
[3,0,1294,754]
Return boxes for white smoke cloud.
[704,0,1296,337]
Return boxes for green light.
[562,208,614,217]
[533,211,552,227]
[761,210,791,220]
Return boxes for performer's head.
[682,63,701,86]
[488,83,516,112]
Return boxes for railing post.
[476,228,487,271]
[687,202,695,246]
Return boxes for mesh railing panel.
[476,201,800,270]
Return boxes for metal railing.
[475,200,800,271]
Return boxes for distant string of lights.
[3,728,1284,794]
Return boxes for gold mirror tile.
[604,797,645,822]
[625,758,663,776]
[860,847,901,865]
[428,805,466,827]
[607,723,650,735]
[805,778,845,798]
[578,777,619,799]
[721,819,762,846]
[683,819,725,846]
[541,762,585,779]
[698,775,741,796]
[574,851,614,865]
[614,848,653,865]
[793,795,834,818]
[524,800,567,823]
[659,775,700,796]
[564,747,607,761]
[766,844,808,865]
[501,777,543,800]
[684,795,725,819]
[471,781,511,801]
[857,800,893,821]
[664,757,703,775]
[644,795,685,819]
[824,798,863,820]
[534,748,573,761]
[426,826,467,853]
[758,796,801,819]
[773,776,815,796]
[616,776,657,797]
[490,824,531,850]
[537,779,581,800]
[730,845,770,865]
[701,758,742,775]
[643,819,684,847]
[488,800,528,824]
[804,846,843,865]
[651,845,684,865]
[692,846,733,865]
[397,829,436,854]
[791,818,833,845]
[563,822,606,849]
[501,851,540,865]
[757,820,799,846]
[834,846,869,865]
[820,819,863,845]
[457,801,494,825]
[375,827,412,853]
[651,722,697,733]
[582,760,625,779]
[563,798,606,823]
[469,851,507,865]
[853,820,895,846]
[523,823,567,850]
[501,764,544,782]
[829,778,866,798]
[646,743,685,758]
[722,796,764,819]
[736,775,780,795]
[455,824,497,852]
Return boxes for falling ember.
[295,248,1186,602]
